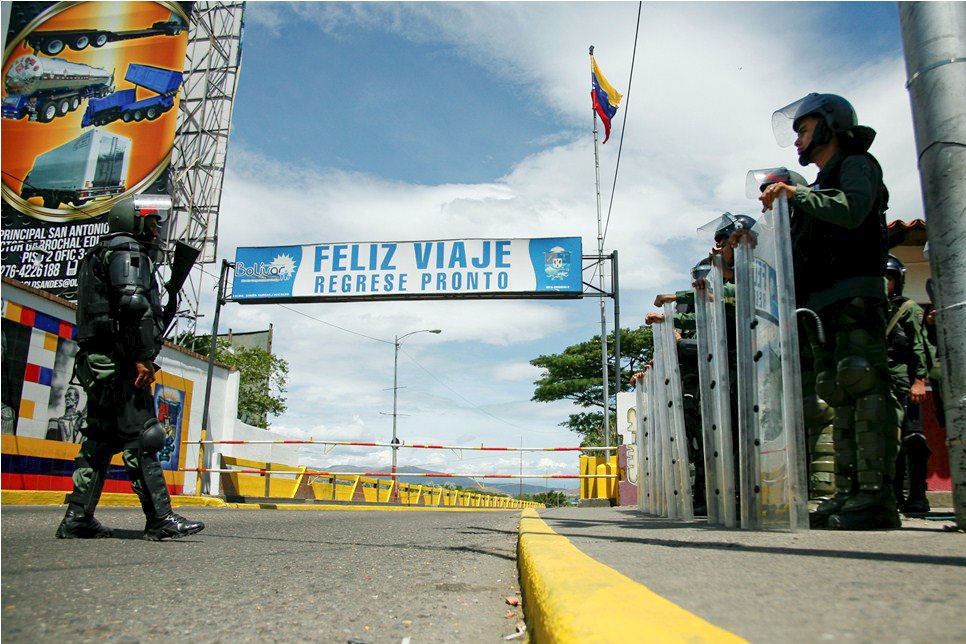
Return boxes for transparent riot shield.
[634,375,650,513]
[657,306,695,520]
[650,328,678,518]
[693,255,738,527]
[733,194,808,530]
[645,367,666,516]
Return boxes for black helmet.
[712,213,756,243]
[744,167,809,198]
[108,194,171,240]
[885,254,906,296]
[691,256,712,281]
[772,93,874,164]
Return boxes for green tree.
[528,490,571,507]
[176,333,288,428]
[530,325,653,447]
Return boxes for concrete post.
[899,1,966,528]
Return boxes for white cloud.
[209,3,924,475]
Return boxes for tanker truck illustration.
[24,19,185,57]
[83,64,183,126]
[2,55,114,122]
[19,129,130,208]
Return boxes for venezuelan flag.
[591,57,623,143]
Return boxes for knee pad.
[836,356,878,399]
[140,419,166,455]
[803,394,834,428]
[815,370,846,406]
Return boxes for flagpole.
[590,45,611,462]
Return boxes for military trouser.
[813,297,899,509]
[67,439,173,519]
[67,362,172,520]
[893,390,931,504]
[681,372,706,511]
[799,343,835,500]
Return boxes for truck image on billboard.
[1,1,190,299]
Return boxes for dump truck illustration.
[2,55,114,122]
[20,129,131,208]
[82,63,183,126]
[24,20,185,56]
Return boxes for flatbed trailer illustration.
[24,21,185,56]
[19,129,131,208]
[82,63,183,126]
[2,55,113,122]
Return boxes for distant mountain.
[325,464,578,495]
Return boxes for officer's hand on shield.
[758,181,796,212]
[654,293,676,307]
[134,360,156,389]
[629,371,646,386]
[644,312,664,325]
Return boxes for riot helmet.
[691,256,712,281]
[885,254,906,296]
[712,213,756,244]
[745,167,809,198]
[108,194,172,242]
[772,93,873,164]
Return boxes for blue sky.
[211,2,922,482]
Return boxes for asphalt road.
[1,506,526,643]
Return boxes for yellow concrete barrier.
[221,455,306,499]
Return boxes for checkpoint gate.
[693,254,738,527]
[733,195,808,530]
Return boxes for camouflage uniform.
[791,151,899,529]
[886,293,934,512]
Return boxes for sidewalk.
[519,507,965,643]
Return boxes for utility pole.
[899,1,966,529]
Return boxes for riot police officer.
[885,254,933,513]
[56,196,205,540]
[761,93,898,530]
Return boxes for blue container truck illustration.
[82,63,183,126]
[2,55,113,122]
[24,20,186,56]
[19,129,131,208]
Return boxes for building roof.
[888,218,927,248]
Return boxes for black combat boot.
[828,489,901,530]
[809,492,849,529]
[143,512,205,541]
[55,508,113,539]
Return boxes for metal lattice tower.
[167,1,245,336]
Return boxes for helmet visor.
[771,95,818,147]
[698,213,739,243]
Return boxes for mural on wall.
[1,1,191,299]
[1,296,192,492]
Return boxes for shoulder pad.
[102,233,143,252]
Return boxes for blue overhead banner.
[231,237,583,303]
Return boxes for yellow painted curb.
[1,491,228,508]
[518,508,746,643]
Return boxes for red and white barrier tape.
[181,468,617,479]
[184,439,616,451]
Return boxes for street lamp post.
[391,329,442,500]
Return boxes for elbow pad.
[108,247,152,318]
